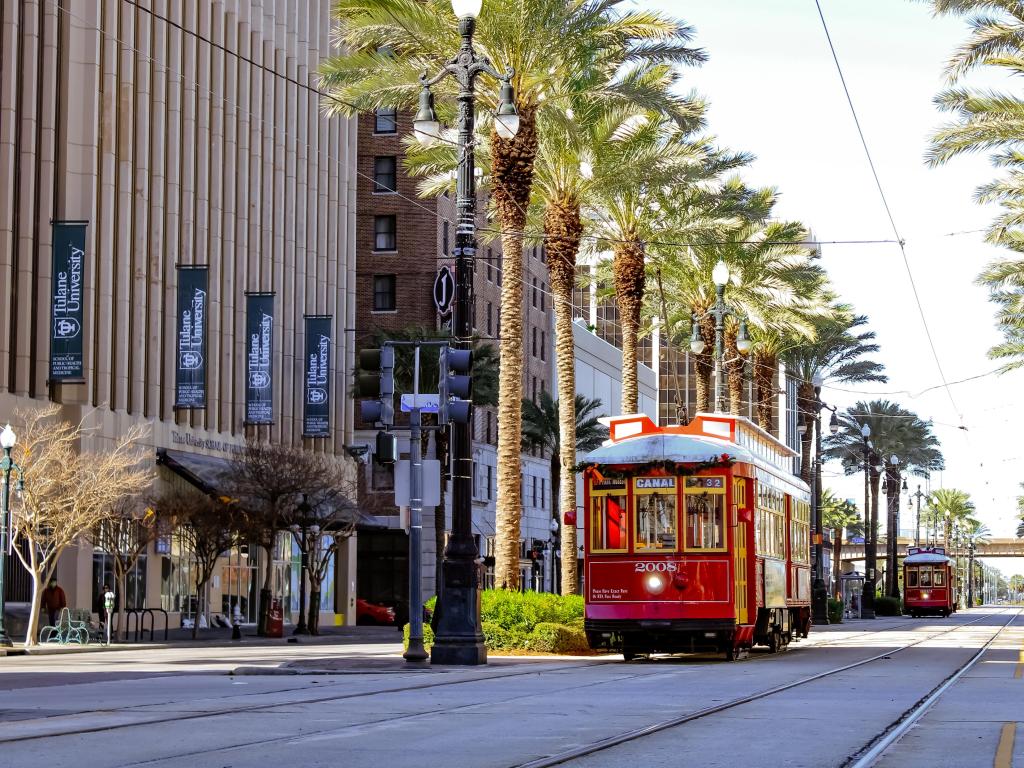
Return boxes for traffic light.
[438,345,473,425]
[375,429,397,465]
[358,346,395,426]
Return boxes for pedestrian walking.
[41,578,67,627]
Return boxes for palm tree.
[825,401,944,596]
[321,0,708,591]
[926,488,976,550]
[521,392,607,593]
[926,0,1024,369]
[963,519,990,606]
[820,490,861,598]
[785,309,888,483]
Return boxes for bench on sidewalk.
[39,608,92,645]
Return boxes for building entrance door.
[221,547,258,624]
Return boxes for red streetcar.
[580,413,812,661]
[903,546,956,617]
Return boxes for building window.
[541,478,546,509]
[375,107,398,134]
[486,464,494,501]
[532,327,537,357]
[374,156,397,193]
[540,331,546,361]
[541,283,546,312]
[532,476,538,507]
[486,248,493,281]
[443,221,449,255]
[374,215,396,251]
[531,376,537,403]
[486,301,493,336]
[497,255,502,286]
[532,277,538,307]
[372,274,396,311]
[486,411,493,444]
[541,243,546,263]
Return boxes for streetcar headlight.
[645,573,667,595]
[921,591,930,600]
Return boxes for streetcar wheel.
[768,629,782,653]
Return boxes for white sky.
[645,0,1024,579]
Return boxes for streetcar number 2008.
[634,562,678,573]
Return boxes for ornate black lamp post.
[860,422,877,619]
[414,0,520,666]
[688,260,751,413]
[0,423,23,648]
[809,374,839,625]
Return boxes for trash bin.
[266,599,284,638]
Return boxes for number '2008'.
[634,562,678,573]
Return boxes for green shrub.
[874,596,902,616]
[526,622,590,654]
[481,621,528,651]
[827,598,844,624]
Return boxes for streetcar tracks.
[510,608,1020,768]
[844,608,1022,768]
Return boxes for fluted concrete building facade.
[0,1,358,631]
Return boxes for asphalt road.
[0,609,1019,768]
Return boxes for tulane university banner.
[174,266,208,408]
[245,293,275,424]
[303,316,332,437]
[50,221,87,381]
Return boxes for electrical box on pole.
[438,345,473,426]
[358,347,395,427]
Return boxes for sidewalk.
[4,624,402,656]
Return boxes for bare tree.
[91,495,160,642]
[10,405,150,646]
[228,441,354,635]
[281,468,358,635]
[150,487,242,639]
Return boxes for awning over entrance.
[156,448,235,496]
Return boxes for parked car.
[356,599,396,626]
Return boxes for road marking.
[1016,640,1024,679]
[994,723,1015,768]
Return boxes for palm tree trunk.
[797,381,815,483]
[614,239,645,414]
[754,350,776,434]
[492,107,538,591]
[724,327,743,416]
[545,198,582,595]
[695,315,715,413]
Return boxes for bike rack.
[115,608,169,642]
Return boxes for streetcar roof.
[582,430,757,467]
[904,553,953,564]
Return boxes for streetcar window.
[590,494,628,552]
[633,477,678,552]
[920,568,932,587]
[907,568,918,587]
[790,500,811,564]
[684,477,725,550]
[933,568,945,587]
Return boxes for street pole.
[294,523,309,635]
[886,466,900,599]
[861,425,876,619]
[406,347,428,662]
[713,284,726,414]
[0,424,21,647]
[418,1,519,666]
[810,383,828,624]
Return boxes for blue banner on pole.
[49,221,87,381]
[245,293,275,424]
[174,266,208,408]
[303,316,332,437]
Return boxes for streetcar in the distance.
[903,546,957,617]
[579,412,812,661]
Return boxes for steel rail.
[844,607,1022,768]
[512,608,1018,768]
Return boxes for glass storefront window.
[634,477,678,552]
[685,477,726,550]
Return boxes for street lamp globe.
[0,424,14,450]
[829,412,840,435]
[861,423,871,439]
[736,319,752,354]
[890,454,900,466]
[712,259,729,288]
[450,0,482,18]
[689,322,705,355]
[812,372,824,389]
[413,87,441,148]
[494,80,520,140]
